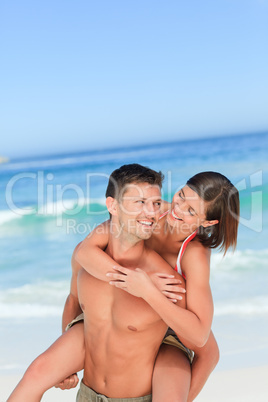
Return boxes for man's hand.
[54,373,79,390]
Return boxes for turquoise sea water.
[0,132,268,374]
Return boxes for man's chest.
[77,268,163,333]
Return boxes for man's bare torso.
[77,247,180,398]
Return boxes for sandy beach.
[2,313,268,401]
[2,366,268,402]
[0,374,78,402]
[195,366,268,402]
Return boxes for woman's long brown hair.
[187,172,240,254]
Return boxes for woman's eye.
[179,192,183,199]
[189,209,194,216]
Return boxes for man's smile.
[137,219,155,227]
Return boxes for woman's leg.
[152,344,191,402]
[188,331,220,401]
[7,322,85,402]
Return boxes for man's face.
[116,182,162,242]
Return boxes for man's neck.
[106,231,146,268]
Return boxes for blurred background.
[0,0,267,392]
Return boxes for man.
[6,164,215,402]
[64,164,187,401]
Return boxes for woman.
[7,171,239,402]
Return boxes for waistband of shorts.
[78,381,152,402]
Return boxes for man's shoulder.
[71,242,83,274]
[144,246,174,275]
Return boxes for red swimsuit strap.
[175,231,197,278]
[159,210,169,219]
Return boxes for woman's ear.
[202,219,219,228]
[106,197,118,216]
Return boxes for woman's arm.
[75,220,122,281]
[108,242,213,347]
[147,242,213,346]
[75,221,185,301]
[74,198,170,281]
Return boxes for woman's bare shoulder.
[181,240,211,276]
[185,238,211,256]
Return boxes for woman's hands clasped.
[106,266,186,303]
[151,272,186,302]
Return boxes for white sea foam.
[37,198,85,215]
[0,208,34,225]
[0,281,68,318]
[37,197,106,216]
[0,197,107,227]
[214,295,268,316]
[1,266,268,319]
[211,248,268,271]
[0,302,62,318]
[2,295,268,319]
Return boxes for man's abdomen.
[82,325,165,398]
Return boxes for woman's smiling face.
[166,185,210,234]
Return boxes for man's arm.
[62,243,83,332]
[54,243,83,390]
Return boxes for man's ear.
[202,219,219,228]
[106,197,118,216]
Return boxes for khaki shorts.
[65,313,85,331]
[76,381,152,402]
[66,315,194,364]
[163,328,194,363]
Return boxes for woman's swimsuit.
[159,210,197,278]
[175,230,197,278]
[160,210,197,362]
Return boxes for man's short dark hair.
[105,163,164,200]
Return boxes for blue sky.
[1,0,268,158]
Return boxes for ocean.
[0,131,268,375]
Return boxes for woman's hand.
[106,267,186,303]
[151,273,186,302]
[106,266,157,298]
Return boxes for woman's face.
[166,185,210,234]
